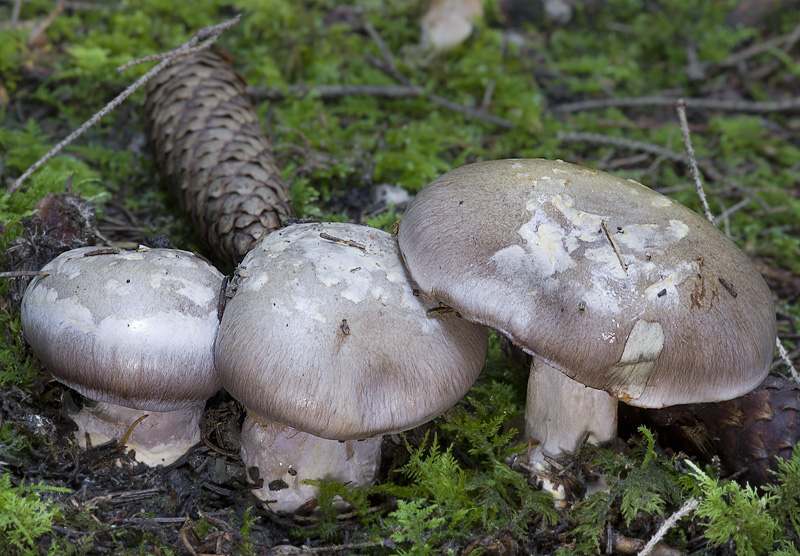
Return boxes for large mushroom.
[215,222,488,512]
[398,158,776,462]
[21,246,224,466]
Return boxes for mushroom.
[215,222,488,512]
[397,159,776,464]
[21,246,224,466]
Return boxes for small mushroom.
[398,159,776,465]
[215,222,488,512]
[21,246,224,466]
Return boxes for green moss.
[0,473,69,556]
[565,427,684,551]
[1,0,798,551]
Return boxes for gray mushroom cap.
[21,246,224,411]
[214,222,488,440]
[398,159,776,408]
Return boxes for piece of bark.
[2,192,96,309]
[143,51,291,266]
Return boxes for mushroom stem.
[70,400,204,466]
[525,356,618,459]
[241,412,382,513]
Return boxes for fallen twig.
[675,100,714,223]
[555,130,770,214]
[638,497,699,556]
[11,0,23,29]
[556,131,686,163]
[676,101,798,381]
[266,540,390,554]
[319,233,367,251]
[601,220,627,272]
[718,21,800,69]
[776,338,800,384]
[26,0,66,46]
[6,15,241,196]
[360,20,513,129]
[0,270,50,278]
[554,95,800,114]
[248,84,426,101]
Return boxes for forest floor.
[1,1,800,554]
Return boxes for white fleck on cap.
[215,222,488,439]
[398,159,776,408]
[21,247,224,411]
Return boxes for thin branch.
[319,232,367,251]
[11,0,23,29]
[282,540,390,554]
[675,99,714,223]
[674,102,795,383]
[116,15,240,73]
[6,14,241,196]
[556,131,686,163]
[362,21,398,74]
[0,270,50,278]
[601,220,627,272]
[718,21,800,68]
[638,497,699,556]
[776,337,800,383]
[555,130,768,212]
[361,20,513,129]
[715,198,751,224]
[554,95,800,114]
[26,0,65,46]
[247,84,426,101]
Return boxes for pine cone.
[501,342,800,485]
[143,51,292,266]
[620,373,800,486]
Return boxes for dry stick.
[248,84,427,101]
[319,233,367,251]
[11,0,23,28]
[65,1,123,9]
[0,270,50,278]
[751,22,800,81]
[361,20,513,129]
[677,102,799,382]
[675,100,714,223]
[776,339,800,383]
[600,220,627,272]
[5,14,241,196]
[715,198,752,227]
[638,498,699,556]
[180,519,199,556]
[27,0,66,46]
[718,21,800,68]
[270,540,389,554]
[365,54,514,129]
[362,20,398,72]
[556,131,686,163]
[556,130,770,214]
[555,95,800,114]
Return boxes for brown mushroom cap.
[21,246,223,411]
[398,159,776,408]
[215,222,488,439]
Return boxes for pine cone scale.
[144,51,291,266]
